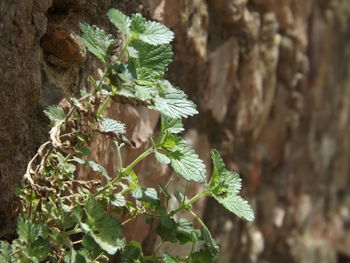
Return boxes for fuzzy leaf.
[214,194,255,222]
[161,114,184,134]
[131,40,173,75]
[84,198,125,255]
[130,13,147,33]
[121,242,142,263]
[0,241,11,262]
[107,9,131,35]
[209,150,254,222]
[44,105,65,125]
[99,117,126,135]
[150,81,198,119]
[175,218,200,244]
[166,137,206,183]
[80,23,116,63]
[136,21,174,45]
[111,194,126,207]
[157,208,177,242]
[154,151,171,164]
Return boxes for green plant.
[0,9,254,263]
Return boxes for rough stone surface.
[1,0,350,262]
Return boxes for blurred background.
[1,0,350,262]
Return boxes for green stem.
[97,96,111,117]
[188,209,209,234]
[125,147,153,173]
[170,190,209,215]
[93,147,153,196]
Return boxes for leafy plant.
[0,9,254,262]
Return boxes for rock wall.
[1,0,350,262]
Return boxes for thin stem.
[170,190,209,215]
[97,96,111,116]
[188,209,209,234]
[183,181,189,205]
[93,147,153,197]
[125,147,153,173]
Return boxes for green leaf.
[135,20,174,45]
[154,151,171,164]
[121,242,142,263]
[200,227,219,259]
[107,9,131,35]
[163,252,178,263]
[131,40,173,75]
[175,218,200,244]
[157,208,177,242]
[150,81,198,119]
[210,150,241,196]
[161,114,184,134]
[17,218,40,244]
[209,150,255,222]
[44,105,65,125]
[0,241,11,262]
[26,239,50,262]
[81,235,107,261]
[130,13,147,33]
[168,138,206,183]
[80,23,116,63]
[99,117,126,135]
[74,157,110,180]
[111,193,127,207]
[132,187,159,206]
[84,198,125,255]
[191,245,217,263]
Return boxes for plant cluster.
[0,9,254,263]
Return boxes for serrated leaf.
[157,208,177,242]
[127,46,139,58]
[26,239,50,262]
[81,235,109,262]
[175,218,200,244]
[214,195,255,222]
[85,199,124,255]
[80,23,116,63]
[191,245,217,263]
[163,252,178,263]
[200,227,219,259]
[44,105,65,125]
[168,139,206,183]
[130,13,147,33]
[161,114,184,134]
[99,117,126,135]
[0,241,11,262]
[111,193,126,207]
[209,150,254,222]
[150,81,198,119]
[132,187,159,205]
[121,242,142,263]
[131,40,173,75]
[107,9,131,35]
[154,151,171,164]
[17,218,40,244]
[137,21,174,45]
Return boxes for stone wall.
[1,0,350,262]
